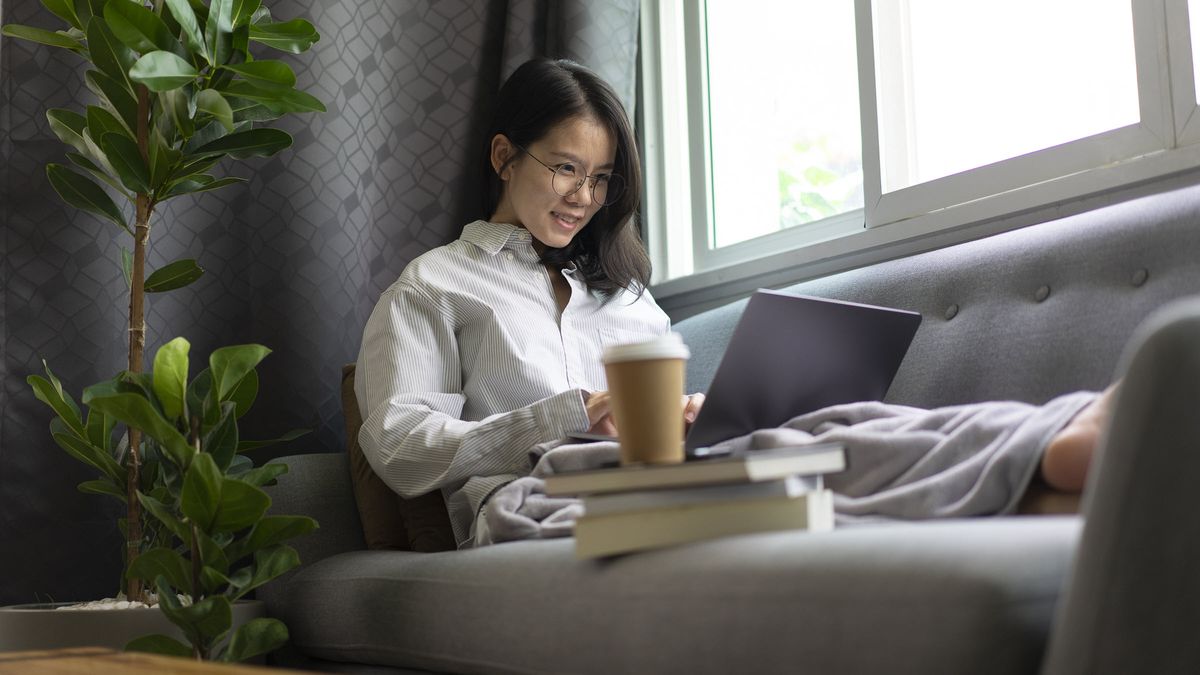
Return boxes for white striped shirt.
[355,220,670,547]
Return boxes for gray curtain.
[0,0,638,605]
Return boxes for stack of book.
[544,443,846,559]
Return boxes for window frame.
[642,0,1200,312]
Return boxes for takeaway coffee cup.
[602,333,691,465]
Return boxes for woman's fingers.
[585,390,618,435]
[682,392,706,425]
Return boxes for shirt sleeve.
[354,281,591,498]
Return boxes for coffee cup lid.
[602,332,690,363]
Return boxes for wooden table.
[0,647,303,673]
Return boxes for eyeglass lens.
[551,166,624,206]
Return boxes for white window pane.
[875,0,1139,193]
[1191,0,1200,103]
[705,0,862,249]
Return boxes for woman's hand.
[682,392,706,431]
[584,390,618,436]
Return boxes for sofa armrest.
[258,452,365,616]
[1044,298,1200,674]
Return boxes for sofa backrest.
[676,182,1200,409]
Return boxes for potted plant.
[1,0,323,661]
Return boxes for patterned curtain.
[0,0,638,605]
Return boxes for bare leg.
[1041,385,1119,492]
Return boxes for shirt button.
[505,251,514,261]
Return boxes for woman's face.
[490,115,616,251]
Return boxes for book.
[544,442,845,496]
[582,474,822,517]
[573,489,835,559]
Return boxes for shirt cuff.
[531,388,590,442]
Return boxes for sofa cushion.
[343,364,457,553]
[343,364,410,550]
[279,516,1080,675]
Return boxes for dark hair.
[483,58,650,298]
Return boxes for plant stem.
[125,83,153,604]
[190,522,204,660]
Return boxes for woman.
[356,58,702,547]
[356,58,1108,548]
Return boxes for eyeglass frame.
[510,142,623,206]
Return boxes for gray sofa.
[260,182,1200,674]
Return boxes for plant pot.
[0,599,266,653]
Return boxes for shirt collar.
[461,220,534,255]
[459,220,579,273]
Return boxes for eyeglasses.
[512,143,625,207]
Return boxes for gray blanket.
[477,392,1099,546]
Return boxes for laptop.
[574,289,922,456]
[681,289,922,453]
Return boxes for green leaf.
[85,405,116,451]
[65,152,131,199]
[1,24,83,50]
[228,514,315,562]
[52,431,125,483]
[186,368,218,428]
[219,81,324,113]
[203,401,238,471]
[138,492,189,541]
[223,618,287,663]
[82,385,193,469]
[182,452,222,530]
[232,0,261,27]
[233,462,286,488]
[221,60,294,91]
[209,344,269,402]
[144,258,205,292]
[45,164,128,231]
[213,478,269,532]
[205,0,233,65]
[86,17,137,95]
[149,127,181,190]
[130,51,198,92]
[77,478,126,500]
[226,454,253,477]
[236,428,307,453]
[225,368,257,418]
[196,529,230,575]
[80,127,120,182]
[85,70,139,133]
[235,545,299,598]
[103,0,179,53]
[99,131,151,194]
[40,0,83,30]
[71,0,93,31]
[170,155,221,182]
[121,247,133,288]
[125,634,192,658]
[226,97,281,123]
[248,19,318,54]
[158,88,194,143]
[46,109,89,155]
[164,0,207,61]
[192,128,291,159]
[201,565,231,596]
[195,89,234,132]
[154,577,233,648]
[86,105,128,142]
[27,367,85,437]
[163,175,245,199]
[153,337,190,422]
[126,547,191,591]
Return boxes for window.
[641,0,1200,300]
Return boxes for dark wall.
[0,0,508,605]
